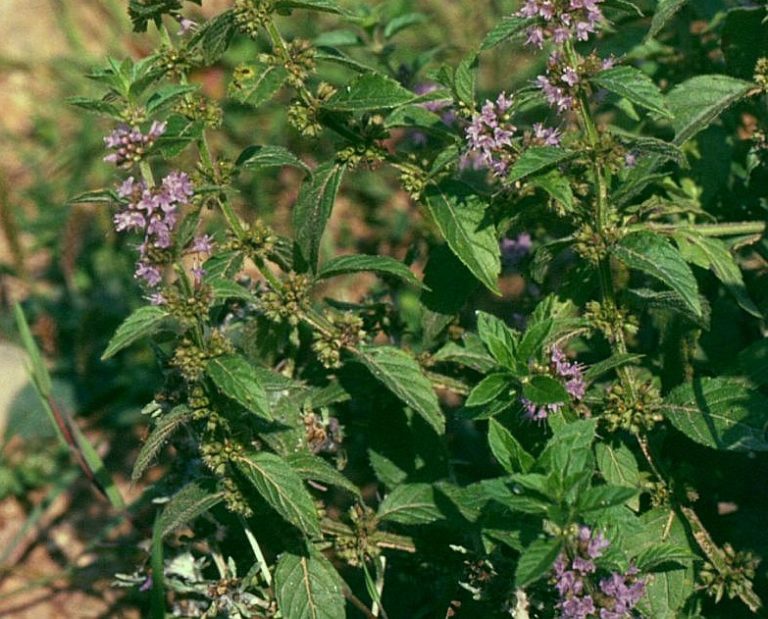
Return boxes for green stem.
[636,221,766,237]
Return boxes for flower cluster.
[113,171,194,290]
[464,92,517,177]
[103,121,166,167]
[522,345,586,421]
[553,527,645,618]
[519,0,605,48]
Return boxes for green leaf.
[578,484,638,512]
[454,53,478,109]
[235,451,321,536]
[102,306,169,360]
[324,73,415,111]
[488,419,535,474]
[293,162,346,273]
[635,545,699,571]
[738,339,768,386]
[14,304,52,396]
[591,66,670,117]
[666,75,755,145]
[186,9,236,63]
[236,145,310,173]
[316,254,422,288]
[384,12,427,38]
[595,442,641,510]
[285,452,361,497]
[522,375,568,405]
[466,374,511,407]
[146,84,198,114]
[515,538,562,587]
[518,319,553,364]
[207,355,272,420]
[377,483,443,525]
[537,420,597,483]
[584,353,645,383]
[507,147,576,185]
[157,481,225,539]
[661,377,768,451]
[274,0,347,14]
[132,406,192,482]
[481,16,532,49]
[647,0,688,39]
[529,170,575,211]
[423,180,501,294]
[275,552,346,619]
[203,250,243,281]
[66,96,122,118]
[229,63,288,108]
[355,345,444,434]
[612,231,702,318]
[210,279,254,302]
[672,230,760,318]
[431,338,496,373]
[476,311,519,370]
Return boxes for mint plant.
[65,0,768,616]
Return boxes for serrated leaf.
[612,231,702,318]
[157,481,225,539]
[592,66,670,117]
[648,0,688,39]
[481,16,533,49]
[102,306,169,360]
[207,355,272,420]
[662,377,768,451]
[274,552,346,619]
[236,145,310,173]
[635,545,698,571]
[476,311,519,369]
[203,250,243,281]
[666,75,755,145]
[377,483,443,524]
[355,345,444,434]
[595,442,641,510]
[627,137,685,166]
[285,452,361,497]
[507,147,576,185]
[67,96,122,117]
[67,189,117,205]
[274,0,347,14]
[423,180,501,294]
[132,406,192,481]
[466,374,511,407]
[578,484,638,512]
[584,353,644,382]
[187,10,236,64]
[529,170,575,211]
[518,319,553,364]
[672,230,760,318]
[488,418,535,474]
[431,339,496,373]
[146,84,198,114]
[293,162,346,273]
[454,53,477,109]
[317,254,422,288]
[229,63,288,108]
[210,279,254,302]
[235,451,321,536]
[324,73,415,111]
[522,375,568,405]
[384,12,427,38]
[738,339,768,386]
[515,538,562,586]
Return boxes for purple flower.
[190,234,215,254]
[532,122,562,146]
[103,122,166,168]
[465,92,518,178]
[147,292,166,306]
[191,265,206,285]
[518,0,605,47]
[135,262,162,287]
[624,151,638,168]
[501,232,533,266]
[178,17,197,35]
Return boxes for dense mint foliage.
[56,0,768,616]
